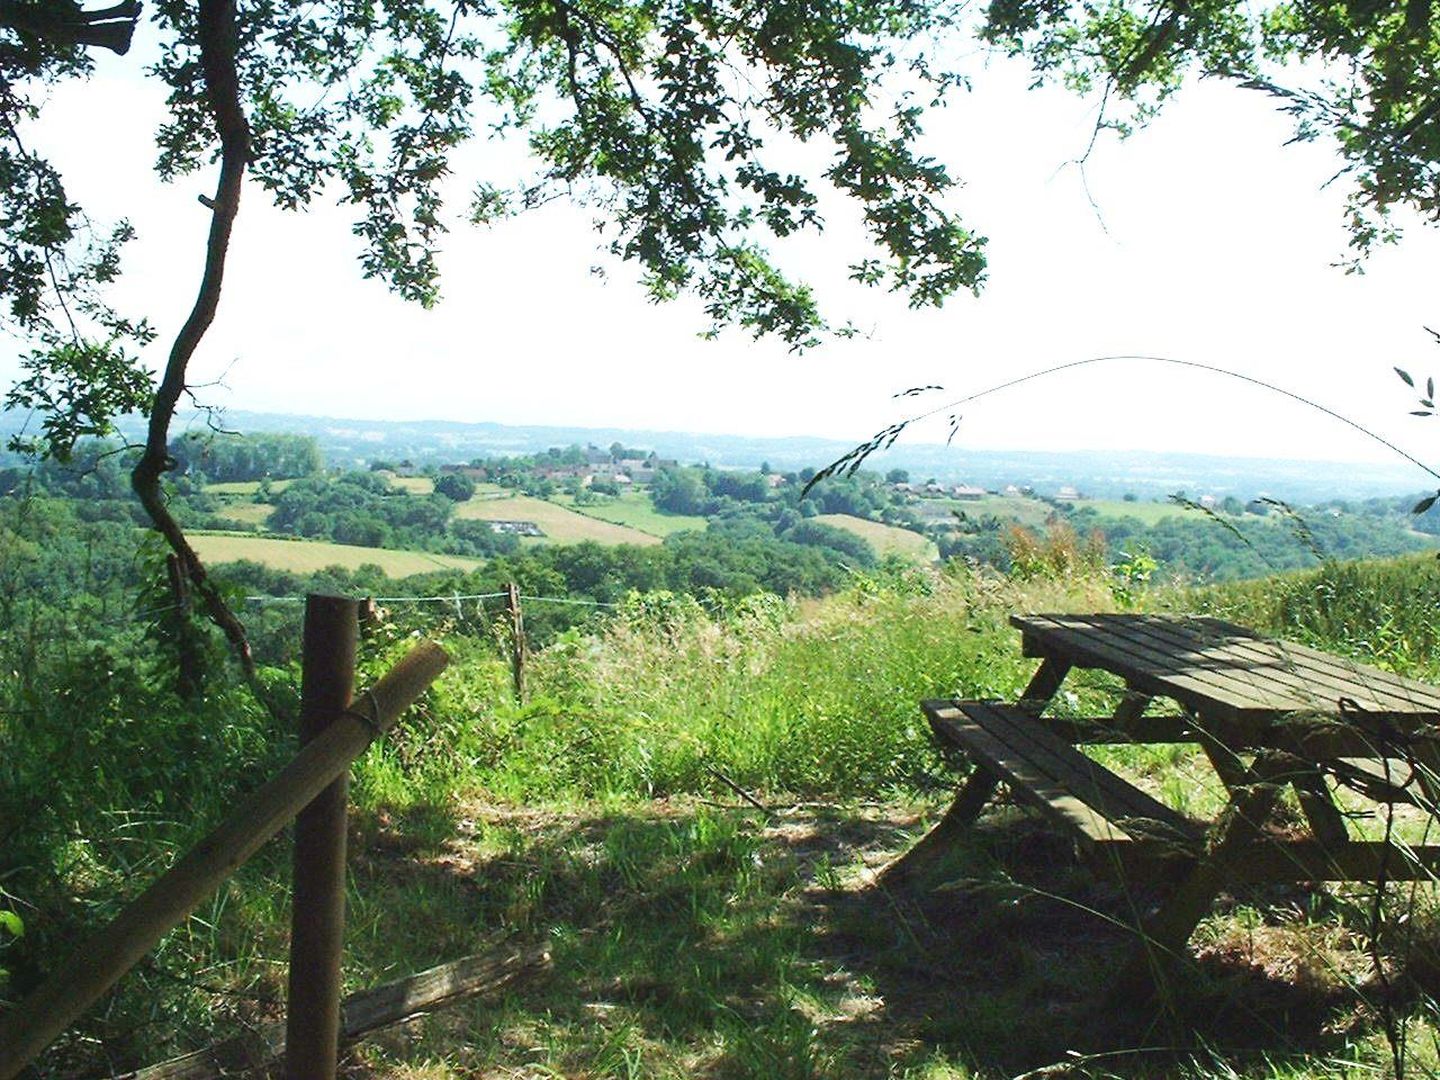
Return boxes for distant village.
[372,442,1261,541]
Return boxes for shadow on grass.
[331,798,1416,1079]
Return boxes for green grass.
[813,513,937,562]
[553,488,708,538]
[189,531,484,575]
[15,558,1440,1078]
[452,491,660,546]
[927,495,1051,527]
[1188,551,1440,680]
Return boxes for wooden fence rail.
[0,627,448,1080]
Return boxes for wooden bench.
[916,700,1204,878]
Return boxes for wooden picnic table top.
[1012,612,1440,731]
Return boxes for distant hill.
[2,407,1431,504]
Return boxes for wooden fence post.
[285,595,358,1080]
[506,582,526,703]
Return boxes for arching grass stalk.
[805,353,1440,495]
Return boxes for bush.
[434,472,476,501]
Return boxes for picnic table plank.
[1057,615,1440,764]
[1013,613,1297,719]
[928,710,1124,845]
[1194,616,1440,712]
[1013,613,1440,724]
[1076,614,1415,755]
[1067,613,1311,715]
[1124,614,1440,717]
[1102,615,1360,711]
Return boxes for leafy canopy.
[2,0,986,457]
[983,0,1440,262]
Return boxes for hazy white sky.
[9,34,1440,471]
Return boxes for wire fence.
[239,591,616,608]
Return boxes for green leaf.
[0,911,23,938]
[1397,367,1415,386]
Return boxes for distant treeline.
[0,431,324,498]
[169,432,323,482]
[941,497,1439,582]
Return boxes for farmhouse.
[488,520,545,537]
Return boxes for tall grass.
[1188,552,1440,679]
[366,570,1118,804]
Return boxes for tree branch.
[130,0,262,687]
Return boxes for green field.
[814,513,938,561]
[1076,497,1194,524]
[925,495,1051,528]
[389,475,434,494]
[453,492,660,546]
[204,478,297,496]
[925,494,1200,528]
[190,532,483,575]
[213,501,274,526]
[554,489,708,537]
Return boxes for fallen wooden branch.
[116,942,552,1079]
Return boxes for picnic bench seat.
[923,700,1204,874]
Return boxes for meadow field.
[205,479,294,495]
[451,491,661,545]
[189,531,485,575]
[813,512,938,561]
[553,488,709,537]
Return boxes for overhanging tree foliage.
[982,0,1440,262]
[4,0,988,456]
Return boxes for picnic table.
[888,612,1440,990]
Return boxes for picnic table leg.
[877,767,1000,884]
[1108,752,1292,1006]
[1105,691,1151,739]
[1291,771,1350,847]
[1017,657,1070,715]
[882,658,1070,886]
[1407,740,1440,815]
[1192,722,1252,791]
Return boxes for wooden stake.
[506,582,526,703]
[0,641,448,1080]
[286,596,358,1080]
